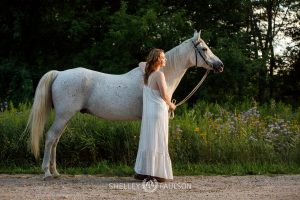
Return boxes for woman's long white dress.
[134,83,173,180]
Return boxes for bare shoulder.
[152,71,165,79]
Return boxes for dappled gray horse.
[27,31,223,180]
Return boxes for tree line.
[0,0,299,106]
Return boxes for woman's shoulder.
[150,71,165,84]
[152,70,164,77]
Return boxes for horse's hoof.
[43,175,54,181]
[53,173,61,179]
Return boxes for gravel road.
[0,174,299,199]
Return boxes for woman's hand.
[169,103,176,111]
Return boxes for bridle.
[192,40,211,67]
[169,40,211,119]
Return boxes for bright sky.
[274,34,294,55]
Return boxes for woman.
[134,48,176,182]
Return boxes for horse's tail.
[26,70,59,159]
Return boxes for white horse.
[27,31,223,179]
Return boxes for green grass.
[0,99,299,175]
[1,161,299,176]
[173,162,300,176]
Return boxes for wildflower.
[176,125,183,133]
[263,118,298,153]
[174,125,183,140]
[241,107,260,121]
[194,127,200,133]
[200,133,206,142]
[270,99,276,110]
[204,111,213,118]
[215,117,222,122]
[248,136,257,142]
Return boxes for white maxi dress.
[134,78,173,180]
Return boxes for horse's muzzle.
[213,62,224,73]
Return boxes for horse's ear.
[193,30,198,39]
[193,30,201,41]
[198,30,201,41]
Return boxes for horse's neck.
[162,42,190,96]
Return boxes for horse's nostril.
[219,64,224,72]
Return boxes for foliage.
[1,162,300,176]
[0,0,299,105]
[0,100,299,168]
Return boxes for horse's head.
[189,31,224,73]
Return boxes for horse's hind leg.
[50,125,67,178]
[42,115,71,180]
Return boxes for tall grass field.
[0,100,299,175]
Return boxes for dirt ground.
[0,174,299,200]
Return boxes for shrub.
[0,100,299,167]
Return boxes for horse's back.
[84,67,144,120]
[51,67,144,120]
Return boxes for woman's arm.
[156,71,176,110]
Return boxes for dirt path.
[0,174,299,200]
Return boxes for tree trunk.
[266,0,275,99]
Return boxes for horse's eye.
[202,47,207,51]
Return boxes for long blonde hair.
[144,48,164,85]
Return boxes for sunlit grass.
[0,99,299,175]
[1,162,299,176]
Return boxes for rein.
[169,41,211,119]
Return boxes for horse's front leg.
[42,117,69,180]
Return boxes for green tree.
[0,0,299,105]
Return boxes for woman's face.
[158,52,166,67]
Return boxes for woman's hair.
[144,48,164,85]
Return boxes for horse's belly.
[89,92,143,120]
[87,78,143,120]
[93,106,142,120]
